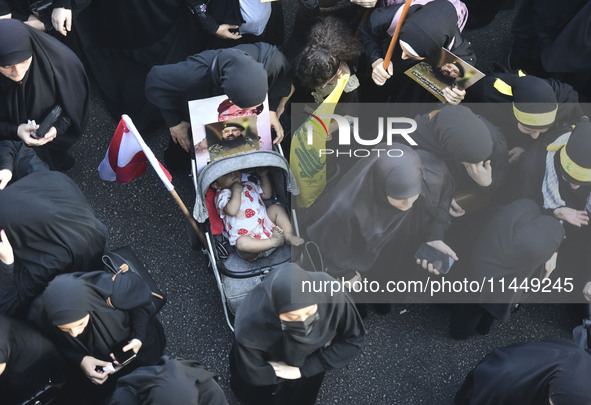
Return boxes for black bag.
[102,246,167,313]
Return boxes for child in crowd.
[212,167,303,260]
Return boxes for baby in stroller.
[212,167,304,261]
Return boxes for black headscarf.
[234,264,365,373]
[0,19,89,168]
[107,356,224,405]
[468,340,591,405]
[466,199,564,321]
[399,0,457,58]
[413,105,493,164]
[214,48,269,108]
[307,145,454,275]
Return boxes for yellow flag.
[290,74,350,208]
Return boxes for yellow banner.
[290,74,350,208]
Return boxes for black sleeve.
[53,0,72,9]
[0,122,19,141]
[186,1,220,35]
[427,161,455,241]
[0,261,22,316]
[483,120,509,193]
[264,46,292,112]
[145,53,214,128]
[300,303,365,378]
[231,340,279,386]
[0,140,18,172]
[359,6,397,65]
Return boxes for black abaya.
[231,264,365,405]
[0,171,107,317]
[0,19,89,170]
[306,145,455,278]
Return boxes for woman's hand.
[543,252,558,279]
[169,121,191,152]
[371,58,392,86]
[0,229,14,265]
[269,111,284,144]
[268,361,301,379]
[52,8,72,36]
[448,198,465,217]
[80,356,112,385]
[464,160,492,187]
[215,24,242,40]
[24,14,45,31]
[584,282,591,302]
[553,207,589,227]
[0,170,12,190]
[443,87,465,105]
[122,338,142,354]
[508,146,525,165]
[17,123,56,146]
[417,240,459,275]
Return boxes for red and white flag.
[98,115,173,190]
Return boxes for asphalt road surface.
[64,1,584,404]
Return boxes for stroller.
[192,148,301,330]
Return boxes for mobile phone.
[111,339,137,367]
[414,243,454,274]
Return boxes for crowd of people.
[1,0,591,404]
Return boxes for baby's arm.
[224,183,243,216]
[257,167,272,199]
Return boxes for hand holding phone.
[414,242,456,274]
[110,338,139,367]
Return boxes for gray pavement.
[64,1,584,404]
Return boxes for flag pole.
[122,115,208,248]
[383,0,413,70]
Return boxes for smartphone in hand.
[414,243,454,274]
[110,339,137,367]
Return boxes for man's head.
[217,99,263,121]
[559,120,591,189]
[222,123,245,141]
[512,76,558,139]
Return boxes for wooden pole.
[169,188,207,248]
[383,0,413,70]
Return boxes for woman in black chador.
[449,199,565,339]
[410,104,508,194]
[455,340,591,405]
[359,0,474,103]
[0,171,107,317]
[306,144,456,282]
[230,264,365,405]
[31,270,166,404]
[0,19,88,171]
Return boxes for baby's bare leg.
[236,227,284,260]
[266,204,304,246]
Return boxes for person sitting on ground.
[212,167,304,260]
